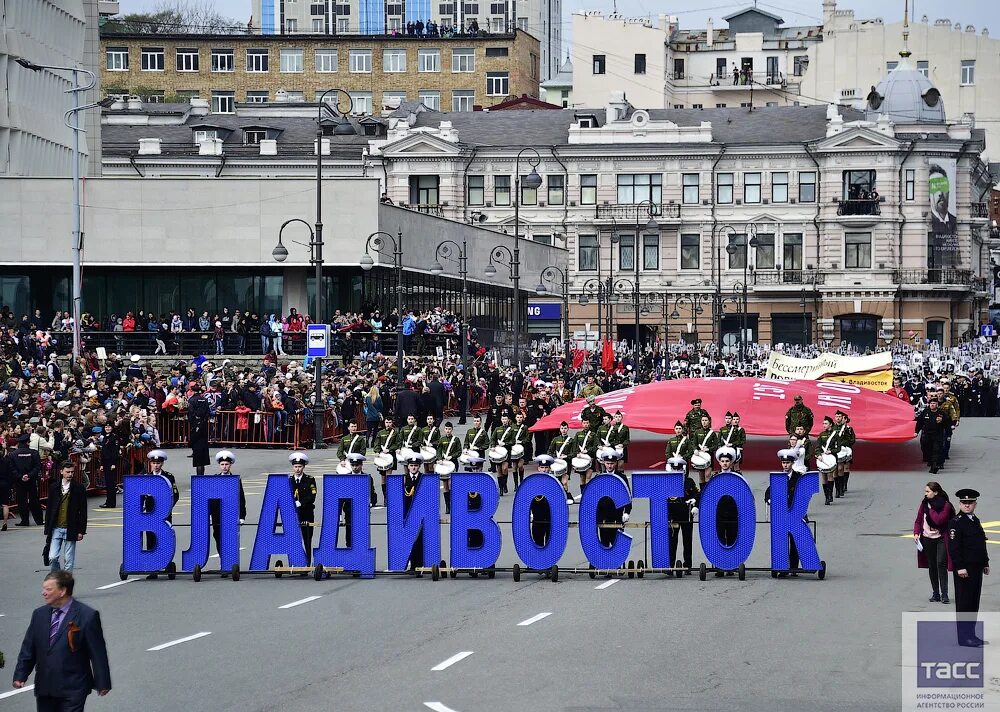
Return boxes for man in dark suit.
[392,383,420,426]
[187,383,211,475]
[13,571,112,710]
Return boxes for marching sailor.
[211,450,247,571]
[142,449,180,578]
[547,421,579,504]
[666,454,698,574]
[337,420,374,507]
[338,452,367,549]
[814,416,840,505]
[595,450,632,549]
[691,414,719,486]
[437,421,462,514]
[402,452,426,576]
[289,451,318,564]
[764,449,809,577]
[530,454,556,547]
[833,410,856,497]
[373,416,401,507]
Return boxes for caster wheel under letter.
[231,564,241,582]
[431,563,440,581]
[275,559,284,579]
[512,563,521,583]
[119,564,127,581]
[737,563,746,581]
[818,561,827,580]
[192,564,202,583]
[588,565,596,580]
[675,559,684,579]
[314,564,324,582]
[549,565,558,583]
[166,561,177,581]
[698,563,707,582]
[627,560,635,579]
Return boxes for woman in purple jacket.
[913,481,955,603]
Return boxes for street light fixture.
[632,200,658,350]
[360,230,405,388]
[536,265,571,362]
[722,225,758,362]
[510,147,543,367]
[484,244,519,363]
[431,238,470,418]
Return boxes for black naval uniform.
[141,469,180,551]
[596,474,632,547]
[404,468,424,571]
[947,510,990,644]
[668,476,699,570]
[765,471,807,573]
[530,494,551,547]
[291,472,318,561]
[209,476,247,558]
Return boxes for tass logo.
[916,621,984,688]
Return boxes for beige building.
[98,30,540,114]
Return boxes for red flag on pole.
[601,338,615,373]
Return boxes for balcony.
[837,199,881,216]
[893,269,984,288]
[971,202,989,218]
[400,203,443,216]
[752,269,825,286]
[710,71,787,91]
[595,203,681,220]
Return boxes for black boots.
[443,490,451,515]
[823,482,834,505]
[842,473,850,494]
[381,484,387,506]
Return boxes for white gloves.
[686,498,696,506]
[295,501,301,507]
[691,507,699,517]
[239,519,245,524]
[622,512,630,523]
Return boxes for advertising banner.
[764,351,892,383]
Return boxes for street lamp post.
[632,201,658,350]
[670,294,710,346]
[431,238,469,417]
[723,225,758,362]
[535,265,570,363]
[15,57,114,362]
[800,289,808,346]
[512,147,543,367]
[361,230,405,388]
[639,291,671,355]
[484,245,521,363]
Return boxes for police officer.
[530,455,556,547]
[784,394,814,436]
[666,455,698,574]
[289,451,317,564]
[9,433,43,526]
[210,450,247,570]
[947,488,990,647]
[142,450,180,562]
[402,453,426,576]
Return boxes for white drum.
[836,446,853,463]
[690,451,711,470]
[817,454,838,474]
[420,446,437,463]
[614,445,624,459]
[373,452,394,470]
[459,449,480,465]
[510,444,525,461]
[571,454,593,473]
[487,446,508,464]
[434,460,456,476]
[552,459,569,475]
[335,462,351,475]
[397,448,418,463]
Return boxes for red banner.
[529,377,916,442]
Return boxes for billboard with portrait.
[927,159,959,269]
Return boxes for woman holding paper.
[913,482,955,603]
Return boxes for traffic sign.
[307,324,330,357]
[981,324,997,337]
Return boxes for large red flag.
[601,338,614,373]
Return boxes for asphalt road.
[1,421,997,712]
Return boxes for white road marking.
[431,651,474,671]
[278,595,323,609]
[424,703,460,712]
[209,547,246,559]
[595,578,620,590]
[96,578,140,590]
[147,632,212,651]
[0,685,34,700]
[517,612,553,626]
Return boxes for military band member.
[529,454,556,547]
[609,411,630,473]
[337,421,374,506]
[574,419,598,494]
[834,410,856,497]
[511,412,531,491]
[595,451,631,549]
[814,416,840,505]
[548,421,579,504]
[211,450,247,572]
[402,453,426,576]
[597,412,616,463]
[664,421,691,469]
[947,488,990,647]
[399,414,422,458]
[691,414,719,485]
[142,449,180,577]
[730,412,747,453]
[464,414,490,463]
[666,455,699,574]
[791,424,814,471]
[580,394,608,431]
[685,398,710,434]
[491,413,516,495]
[374,416,401,506]
[718,412,745,464]
[420,414,441,474]
[289,451,318,564]
[437,421,462,514]
[785,394,814,436]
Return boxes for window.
[917,60,928,77]
[193,129,217,143]
[418,48,440,72]
[452,90,474,112]
[383,49,406,72]
[246,49,269,72]
[680,234,700,269]
[349,91,372,114]
[312,18,323,31]
[673,104,684,109]
[716,57,726,81]
[772,172,788,203]
[793,55,807,76]
[176,48,199,72]
[533,234,553,246]
[905,169,915,201]
[673,58,684,79]
[643,234,659,270]
[886,61,898,72]
[593,54,606,74]
[418,90,440,109]
[409,175,440,205]
[452,48,475,72]
[845,232,872,269]
[682,173,699,204]
[141,47,164,71]
[286,18,298,32]
[717,173,733,204]
[740,102,752,108]
[106,47,128,71]
[382,91,406,108]
[176,90,200,100]
[616,173,662,204]
[337,18,349,32]
[140,90,164,103]
[842,169,876,199]
[547,175,564,205]
[960,59,975,85]
[315,49,338,72]
[798,171,816,202]
[927,320,945,346]
[744,173,761,203]
[716,103,727,108]
[349,49,372,73]
[692,103,703,109]
[634,53,646,74]
[728,235,747,270]
[520,174,538,205]
[578,235,598,271]
[494,175,511,206]
[467,175,485,206]
[619,235,635,270]
[211,91,235,113]
[246,91,269,103]
[284,90,305,101]
[580,174,597,205]
[755,233,775,268]
[782,233,802,270]
[244,129,267,145]
[211,49,234,72]
[486,47,508,57]
[280,49,304,72]
[486,71,508,96]
[462,2,478,12]
[517,17,527,30]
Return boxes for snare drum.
[373,452,394,470]
[419,445,437,464]
[487,446,508,464]
[509,444,525,461]
[434,460,456,477]
[816,454,838,474]
[552,458,569,475]
[459,449,480,465]
[571,454,592,473]
[836,446,853,463]
[690,451,711,470]
[397,447,418,463]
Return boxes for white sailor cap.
[777,448,795,462]
[346,453,366,464]
[666,456,686,469]
[147,449,168,462]
[215,450,236,463]
[403,452,425,464]
[598,447,619,462]
[716,446,737,461]
[533,454,555,466]
[288,451,310,465]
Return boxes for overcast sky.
[119,0,999,41]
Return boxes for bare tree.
[104,0,246,34]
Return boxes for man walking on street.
[45,461,88,573]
